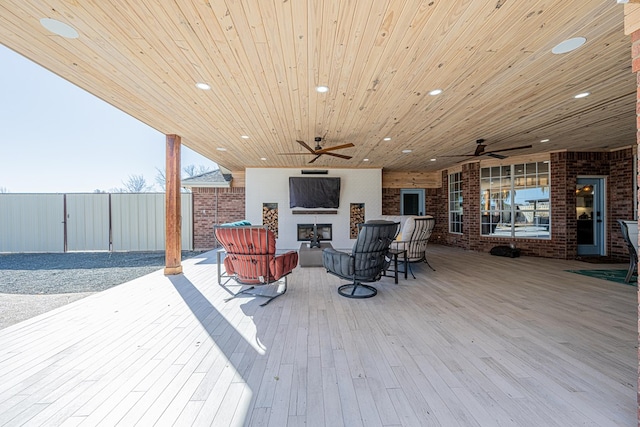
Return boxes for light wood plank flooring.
[0,245,636,426]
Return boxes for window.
[449,172,463,233]
[480,161,550,238]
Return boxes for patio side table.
[385,247,407,284]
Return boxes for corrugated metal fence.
[0,193,192,253]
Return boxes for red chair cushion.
[270,251,299,280]
[215,226,297,285]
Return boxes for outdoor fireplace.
[297,223,332,242]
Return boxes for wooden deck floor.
[0,245,636,426]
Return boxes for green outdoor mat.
[565,269,636,286]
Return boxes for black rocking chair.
[322,220,400,298]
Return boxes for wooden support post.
[164,134,182,275]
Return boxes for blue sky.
[0,44,218,193]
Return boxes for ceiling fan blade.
[324,152,352,160]
[308,155,321,163]
[315,143,355,154]
[278,152,315,155]
[296,140,316,153]
[484,144,532,154]
[441,142,533,158]
[439,154,477,157]
[474,144,486,156]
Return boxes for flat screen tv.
[289,177,341,209]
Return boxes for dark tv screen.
[289,177,341,209]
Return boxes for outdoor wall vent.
[301,170,328,175]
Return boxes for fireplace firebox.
[297,223,332,242]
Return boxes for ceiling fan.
[279,137,354,163]
[443,139,532,159]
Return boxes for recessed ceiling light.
[241,135,249,139]
[552,37,586,54]
[540,138,550,143]
[40,18,79,39]
[260,157,267,161]
[430,158,437,162]
[428,89,443,96]
[383,137,391,141]
[363,158,369,162]
[574,92,590,99]
[402,149,412,154]
[316,85,329,93]
[216,147,227,151]
[195,82,211,90]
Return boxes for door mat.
[565,269,636,286]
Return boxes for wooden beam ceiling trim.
[382,171,441,189]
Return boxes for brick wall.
[610,148,636,258]
[427,171,448,245]
[431,150,635,260]
[552,152,570,260]
[560,149,634,260]
[381,188,400,215]
[192,187,246,249]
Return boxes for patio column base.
[164,266,183,275]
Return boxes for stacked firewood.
[263,204,279,237]
[350,203,365,238]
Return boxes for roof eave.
[181,182,231,188]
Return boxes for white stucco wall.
[245,168,382,251]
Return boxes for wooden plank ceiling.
[0,1,635,173]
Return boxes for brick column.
[192,187,246,250]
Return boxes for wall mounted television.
[289,177,341,209]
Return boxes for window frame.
[479,161,551,239]
[448,171,463,234]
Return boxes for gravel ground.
[0,251,205,329]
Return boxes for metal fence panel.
[66,193,110,251]
[181,193,193,250]
[111,193,164,251]
[0,193,192,253]
[0,194,64,252]
[111,193,193,251]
